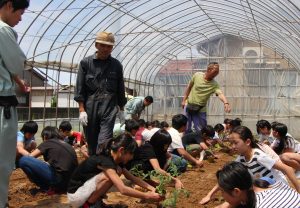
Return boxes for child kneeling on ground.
[67,134,163,208]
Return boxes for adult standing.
[74,31,127,156]
[181,62,231,132]
[124,96,153,120]
[0,0,30,206]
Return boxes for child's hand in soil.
[195,160,204,168]
[199,195,211,205]
[175,179,184,189]
[146,191,165,201]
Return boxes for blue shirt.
[0,20,26,96]
[17,131,35,148]
[124,96,145,118]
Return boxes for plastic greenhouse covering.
[14,0,300,137]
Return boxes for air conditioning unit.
[242,47,263,64]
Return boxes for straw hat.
[95,31,115,46]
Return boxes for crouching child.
[67,134,163,208]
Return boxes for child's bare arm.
[200,184,220,205]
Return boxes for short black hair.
[41,126,62,140]
[201,125,215,138]
[172,114,187,130]
[145,96,153,103]
[20,120,38,134]
[256,119,271,134]
[160,121,169,128]
[125,119,139,132]
[0,0,30,10]
[59,120,72,132]
[271,121,279,129]
[145,121,152,128]
[137,119,146,127]
[223,118,232,124]
[229,118,242,129]
[151,120,160,128]
[214,123,224,133]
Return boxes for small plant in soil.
[130,163,189,207]
[161,189,190,208]
[129,164,149,179]
[148,170,172,196]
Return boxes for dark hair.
[216,162,256,208]
[145,96,153,103]
[256,120,271,134]
[271,121,279,130]
[253,179,270,189]
[145,121,152,128]
[138,119,146,127]
[214,123,224,133]
[41,126,62,140]
[160,121,169,129]
[125,119,139,132]
[224,118,232,124]
[98,134,137,156]
[151,120,160,128]
[0,0,29,10]
[20,120,38,134]
[59,120,72,132]
[229,118,242,129]
[172,114,187,130]
[150,129,172,155]
[231,126,259,149]
[201,125,215,138]
[272,123,288,154]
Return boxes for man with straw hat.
[75,31,126,156]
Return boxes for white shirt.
[235,148,287,184]
[167,127,184,152]
[255,181,300,208]
[271,133,300,153]
[258,133,274,144]
[141,127,159,142]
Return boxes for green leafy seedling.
[129,164,149,179]
[162,189,190,208]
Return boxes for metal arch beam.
[78,0,192,88]
[117,0,199,87]
[130,30,211,85]
[19,1,53,45]
[192,0,224,35]
[119,3,225,83]
[140,33,204,88]
[121,0,298,84]
[21,0,300,89]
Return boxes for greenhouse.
[12,0,300,136]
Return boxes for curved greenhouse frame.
[15,0,300,136]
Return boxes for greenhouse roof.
[18,0,300,84]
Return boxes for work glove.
[79,111,88,126]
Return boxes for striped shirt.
[285,136,300,153]
[256,181,300,208]
[236,148,287,184]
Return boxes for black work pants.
[84,96,118,156]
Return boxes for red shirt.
[72,131,82,143]
[135,127,145,141]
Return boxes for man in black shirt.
[74,31,127,155]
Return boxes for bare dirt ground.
[8,153,235,208]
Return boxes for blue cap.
[260,177,276,185]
